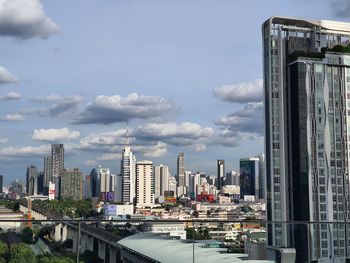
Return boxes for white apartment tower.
[136,160,154,207]
[263,16,350,262]
[121,146,136,204]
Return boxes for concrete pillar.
[54,223,62,242]
[62,225,68,242]
[72,230,78,253]
[87,236,94,251]
[98,240,106,260]
[80,233,87,253]
[110,247,117,263]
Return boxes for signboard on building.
[100,191,114,202]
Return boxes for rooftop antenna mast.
[126,121,129,146]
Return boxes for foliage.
[0,240,7,257]
[22,227,34,244]
[80,251,104,263]
[9,243,36,263]
[37,255,78,263]
[186,227,211,240]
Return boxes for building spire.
[126,121,129,146]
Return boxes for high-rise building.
[121,146,136,204]
[110,174,116,192]
[90,168,100,197]
[217,160,225,190]
[257,154,265,200]
[136,160,154,207]
[37,171,44,195]
[239,158,259,198]
[168,176,177,196]
[61,168,83,200]
[225,171,240,186]
[51,144,64,198]
[0,175,3,193]
[84,175,91,198]
[43,156,52,195]
[177,152,185,187]
[154,164,170,199]
[26,165,38,196]
[114,174,123,203]
[263,16,350,262]
[98,165,111,194]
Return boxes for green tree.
[9,243,36,263]
[22,227,34,244]
[0,240,7,263]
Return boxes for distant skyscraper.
[217,160,225,190]
[136,160,154,207]
[239,158,259,198]
[177,152,185,187]
[61,168,83,200]
[114,174,123,203]
[90,168,100,197]
[184,171,191,191]
[37,171,44,195]
[84,175,91,198]
[51,144,64,198]
[121,146,136,204]
[257,154,265,200]
[43,156,52,195]
[225,171,240,186]
[263,16,350,262]
[168,176,177,196]
[154,164,170,199]
[26,165,38,196]
[0,175,3,193]
[110,174,116,192]
[98,165,111,194]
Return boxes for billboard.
[100,191,114,202]
[104,204,117,217]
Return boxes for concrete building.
[51,144,64,199]
[114,174,122,203]
[121,146,136,204]
[154,164,170,199]
[263,16,350,262]
[26,165,38,196]
[226,170,240,186]
[98,166,111,194]
[43,156,52,195]
[217,160,225,190]
[136,160,154,207]
[239,158,260,199]
[177,152,185,187]
[61,168,83,200]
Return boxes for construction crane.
[27,198,32,228]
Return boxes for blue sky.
[0,0,346,184]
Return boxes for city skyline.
[0,0,347,184]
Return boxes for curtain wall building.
[121,146,136,204]
[263,16,350,262]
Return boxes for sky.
[0,0,348,184]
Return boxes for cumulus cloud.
[134,122,214,146]
[214,79,263,103]
[0,144,50,157]
[331,0,350,17]
[215,102,263,135]
[0,91,21,100]
[0,138,8,144]
[32,127,80,142]
[0,0,60,39]
[74,93,176,124]
[0,67,18,84]
[30,95,83,117]
[3,113,24,121]
[85,159,97,167]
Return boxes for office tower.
[84,175,91,198]
[217,160,225,190]
[51,144,64,198]
[189,172,200,198]
[110,174,116,192]
[154,164,170,199]
[26,165,38,196]
[184,171,191,190]
[61,168,83,200]
[97,165,111,194]
[257,154,266,200]
[43,156,52,195]
[90,168,100,197]
[121,146,136,204]
[225,171,240,186]
[37,172,44,195]
[0,175,3,193]
[168,176,177,196]
[114,174,123,203]
[239,158,259,198]
[177,152,185,187]
[136,160,154,207]
[263,17,350,262]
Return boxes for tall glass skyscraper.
[263,16,350,262]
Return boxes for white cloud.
[0,91,21,100]
[74,93,176,124]
[3,113,24,121]
[214,79,263,103]
[32,127,80,142]
[0,0,60,39]
[0,138,7,144]
[0,144,50,157]
[85,159,97,167]
[0,67,18,84]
